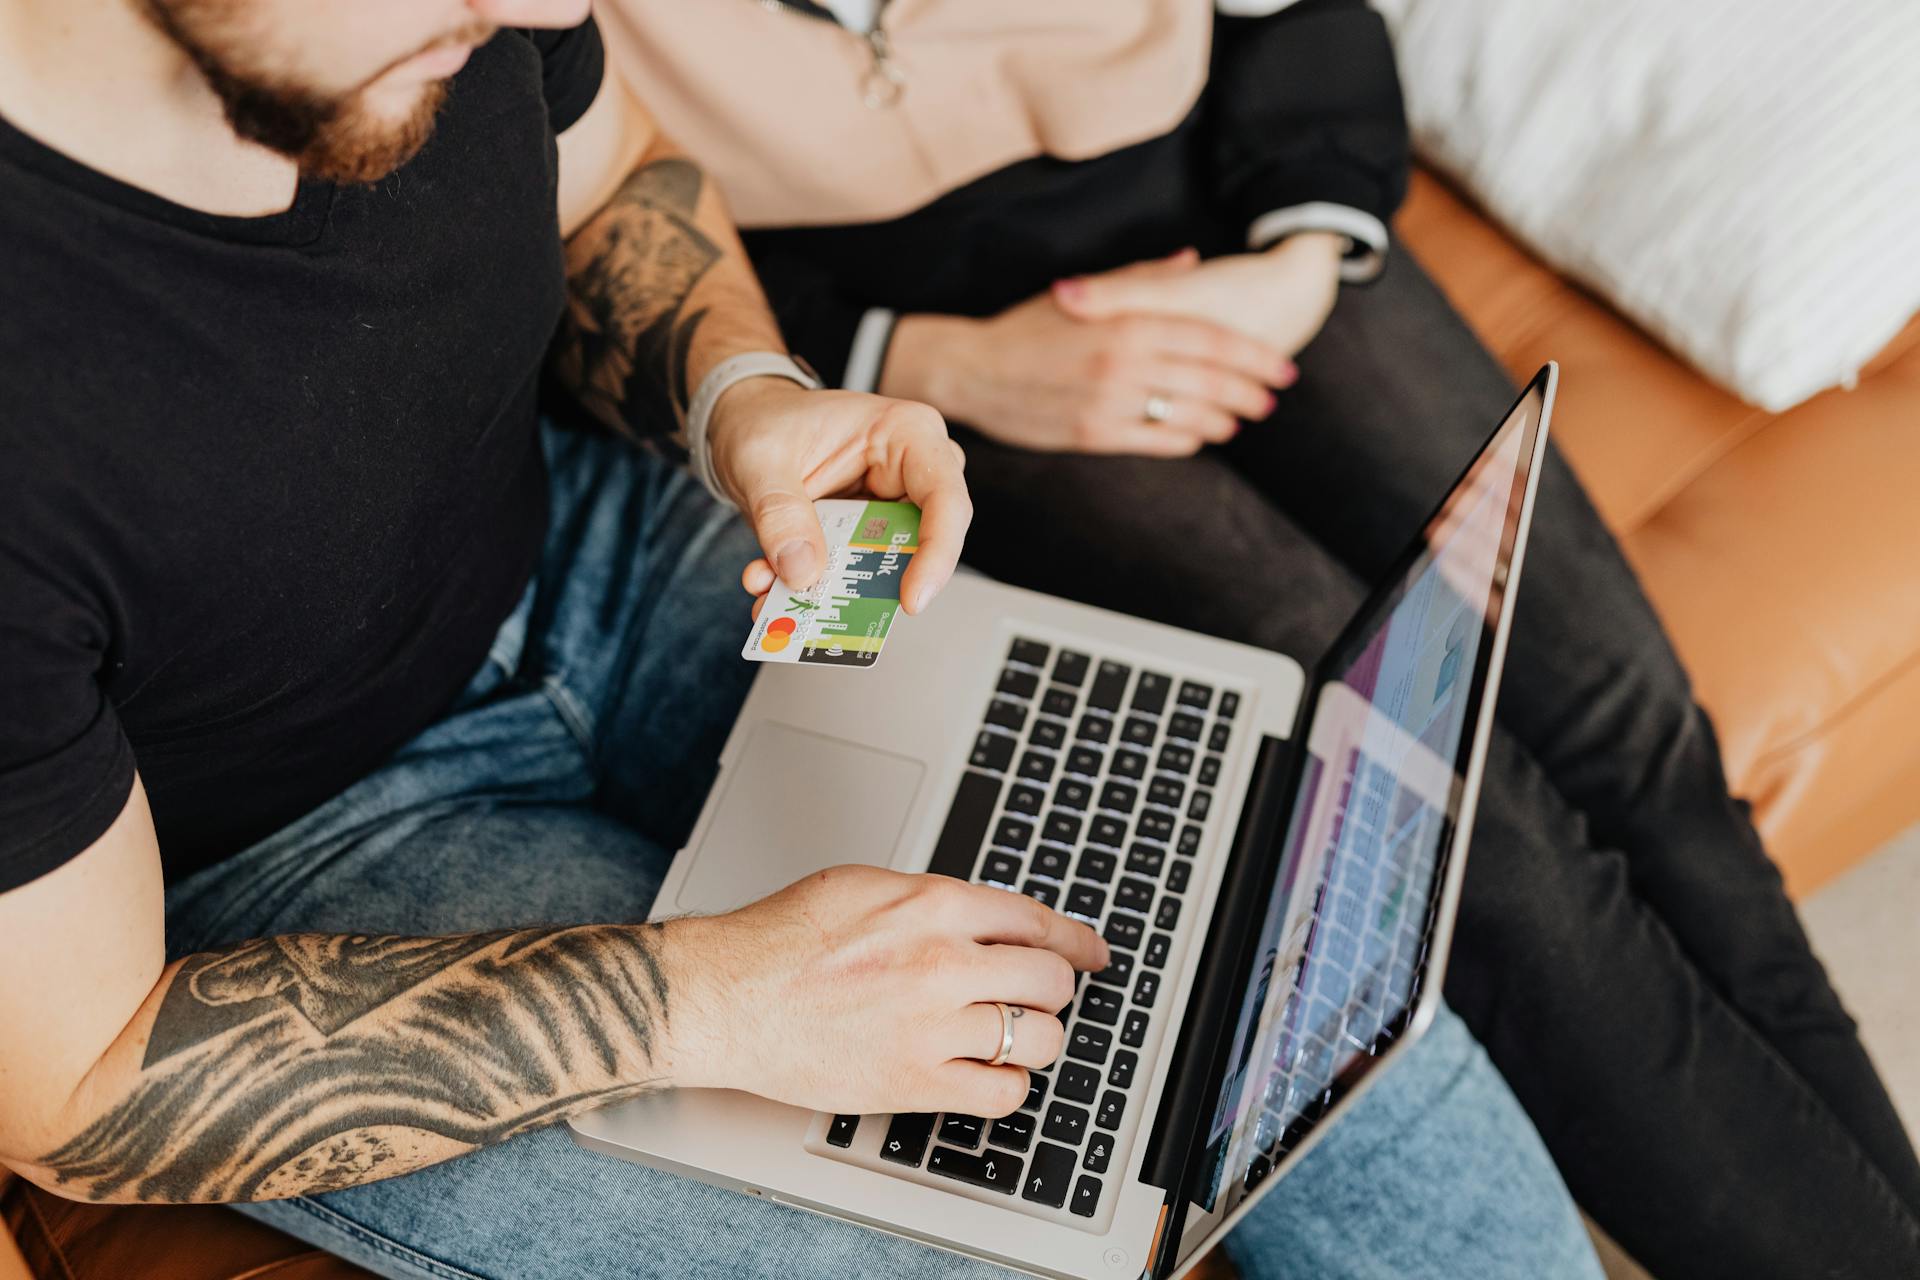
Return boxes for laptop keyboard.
[818,636,1241,1223]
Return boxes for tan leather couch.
[6,168,1915,1280]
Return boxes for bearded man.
[0,4,1603,1278]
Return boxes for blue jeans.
[164,424,1601,1280]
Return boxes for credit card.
[742,498,919,669]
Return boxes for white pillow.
[1373,0,1920,411]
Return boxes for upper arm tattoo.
[552,156,720,442]
[37,924,672,1203]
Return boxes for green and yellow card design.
[742,500,919,669]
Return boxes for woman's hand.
[880,251,1297,457]
[1051,233,1346,361]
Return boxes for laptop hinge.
[1139,729,1297,1272]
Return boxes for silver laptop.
[571,366,1558,1279]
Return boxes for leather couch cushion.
[1397,169,1920,894]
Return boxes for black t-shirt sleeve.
[0,550,136,892]
[524,17,607,135]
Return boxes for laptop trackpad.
[672,722,926,915]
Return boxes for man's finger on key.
[927,1059,1031,1119]
[960,883,1110,971]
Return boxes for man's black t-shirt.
[0,25,606,891]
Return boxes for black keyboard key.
[1023,1143,1076,1208]
[1031,718,1067,750]
[1087,661,1130,713]
[1099,781,1139,813]
[1177,681,1212,709]
[1070,1175,1102,1217]
[1218,690,1241,719]
[1131,671,1171,715]
[1121,1010,1149,1048]
[1008,783,1045,816]
[1030,846,1072,879]
[981,851,1022,885]
[1177,825,1201,856]
[880,1113,937,1166]
[1144,933,1171,968]
[989,1111,1035,1152]
[1105,913,1146,951]
[1125,843,1166,878]
[1188,790,1213,822]
[1087,814,1127,847]
[927,1144,1022,1194]
[1064,883,1107,919]
[999,667,1039,700]
[1040,687,1077,718]
[1111,748,1149,780]
[1075,848,1117,883]
[1095,1090,1126,1131]
[1043,811,1083,844]
[1018,751,1056,783]
[986,700,1027,732]
[1067,1024,1113,1063]
[1120,717,1157,748]
[1009,638,1051,668]
[1115,877,1155,913]
[1167,860,1191,894]
[1158,743,1195,774]
[1056,1061,1101,1104]
[1243,1153,1272,1192]
[1076,714,1112,744]
[827,1114,860,1148]
[1079,985,1124,1025]
[1136,810,1174,844]
[928,771,1002,881]
[1155,895,1182,930]
[1208,722,1231,753]
[1134,973,1160,1008]
[1108,1050,1138,1090]
[1168,711,1204,741]
[1065,746,1104,778]
[1147,777,1186,808]
[1053,778,1093,810]
[1093,949,1134,987]
[1044,1102,1090,1145]
[971,731,1015,773]
[1198,755,1221,786]
[1084,1132,1114,1173]
[940,1114,986,1148]
[1053,650,1091,687]
[1023,1073,1049,1111]
[1023,880,1060,908]
[994,816,1034,851]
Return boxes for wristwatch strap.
[686,352,823,507]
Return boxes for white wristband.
[685,352,822,507]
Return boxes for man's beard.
[141,2,484,186]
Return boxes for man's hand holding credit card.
[744,500,920,668]
[712,378,970,625]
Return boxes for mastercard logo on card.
[759,616,797,653]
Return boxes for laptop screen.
[1188,382,1544,1220]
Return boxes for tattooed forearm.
[31,924,674,1204]
[550,148,786,446]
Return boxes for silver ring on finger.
[987,1002,1021,1066]
[1142,392,1173,425]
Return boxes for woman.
[596,2,1920,1274]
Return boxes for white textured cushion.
[1374,0,1920,411]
